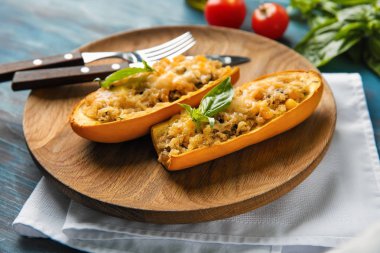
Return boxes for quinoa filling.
[156,73,318,162]
[82,55,230,122]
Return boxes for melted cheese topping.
[82,55,230,122]
[156,72,319,162]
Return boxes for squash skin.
[70,67,239,143]
[151,70,324,171]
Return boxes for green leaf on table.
[179,77,234,131]
[290,0,376,16]
[295,21,360,66]
[336,4,375,21]
[290,0,320,15]
[308,15,335,29]
[295,4,376,67]
[95,60,154,89]
[333,0,377,5]
[292,0,380,77]
[319,1,340,15]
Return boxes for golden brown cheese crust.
[156,71,319,162]
[82,55,231,123]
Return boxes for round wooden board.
[24,26,336,224]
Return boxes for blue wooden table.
[0,0,379,252]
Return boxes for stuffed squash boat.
[152,70,323,171]
[70,55,239,143]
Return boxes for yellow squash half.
[152,70,323,171]
[70,65,239,143]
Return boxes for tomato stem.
[259,5,268,18]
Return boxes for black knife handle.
[11,62,130,91]
[0,52,84,82]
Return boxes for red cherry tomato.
[251,3,289,40]
[205,0,246,29]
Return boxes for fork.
[1,32,196,84]
[81,32,195,64]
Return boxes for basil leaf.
[334,0,377,5]
[179,103,194,116]
[336,4,375,22]
[296,21,363,66]
[207,117,215,128]
[290,0,321,15]
[308,15,335,29]
[179,77,234,130]
[319,1,340,15]
[334,22,367,40]
[292,1,380,77]
[295,4,377,67]
[290,0,376,16]
[96,60,154,89]
[199,77,234,117]
[179,104,213,130]
[142,60,154,72]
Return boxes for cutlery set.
[0,32,249,90]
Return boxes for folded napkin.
[13,73,380,253]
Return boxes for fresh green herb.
[180,77,234,130]
[291,0,380,77]
[180,103,216,130]
[95,60,154,89]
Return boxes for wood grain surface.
[2,1,379,252]
[23,26,336,224]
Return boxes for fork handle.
[0,52,84,82]
[12,62,130,91]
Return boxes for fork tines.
[136,32,196,61]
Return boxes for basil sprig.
[95,60,154,89]
[180,77,234,130]
[291,1,380,77]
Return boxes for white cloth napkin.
[13,73,380,253]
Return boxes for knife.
[11,55,249,91]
